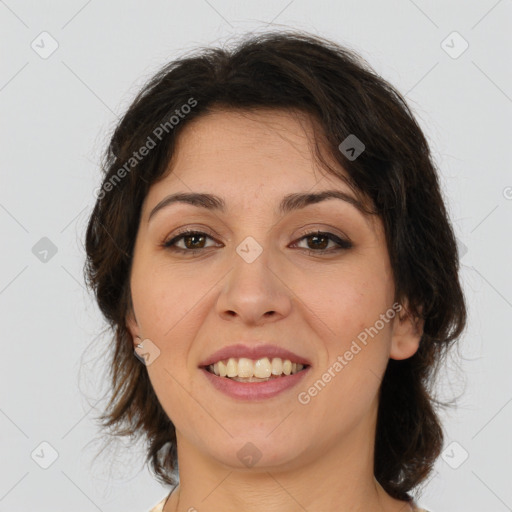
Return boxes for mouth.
[198,344,311,400]
[203,356,310,383]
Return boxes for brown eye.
[163,230,220,253]
[181,233,207,249]
[292,231,352,254]
[305,233,330,250]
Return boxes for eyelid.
[163,224,221,241]
[162,227,222,247]
[293,221,352,241]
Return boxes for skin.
[126,109,423,512]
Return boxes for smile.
[206,357,307,381]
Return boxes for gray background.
[1,1,511,511]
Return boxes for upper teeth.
[208,357,305,378]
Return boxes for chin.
[204,434,307,472]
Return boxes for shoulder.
[148,496,167,512]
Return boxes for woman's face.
[127,109,420,472]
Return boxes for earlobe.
[126,308,141,347]
[389,303,424,361]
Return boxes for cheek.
[134,267,206,427]
[131,260,210,340]
[297,259,394,341]
[296,261,394,398]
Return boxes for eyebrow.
[148,189,368,223]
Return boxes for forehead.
[150,108,353,198]
[140,109,380,233]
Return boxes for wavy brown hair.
[84,30,467,502]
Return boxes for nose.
[215,243,293,326]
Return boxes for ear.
[389,301,424,361]
[126,308,141,348]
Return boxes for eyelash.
[161,229,353,256]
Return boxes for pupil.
[309,235,328,250]
[185,234,205,249]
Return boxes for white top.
[148,497,165,512]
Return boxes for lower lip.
[200,367,310,400]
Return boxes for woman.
[84,31,466,512]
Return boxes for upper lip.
[199,343,311,367]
